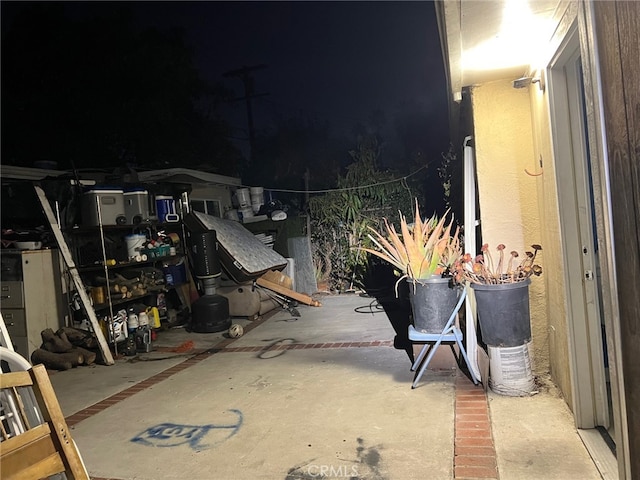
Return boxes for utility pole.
[223,64,269,162]
[304,168,311,238]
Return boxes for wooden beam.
[256,277,321,307]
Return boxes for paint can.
[250,186,264,213]
[238,206,253,222]
[488,341,536,396]
[125,234,147,260]
[90,286,105,305]
[235,188,251,207]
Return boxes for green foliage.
[437,144,456,211]
[249,117,350,191]
[308,135,417,292]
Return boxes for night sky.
[126,2,448,136]
[1,1,450,169]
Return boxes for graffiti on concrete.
[131,409,243,450]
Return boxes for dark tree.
[1,3,242,174]
[249,116,351,191]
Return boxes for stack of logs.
[94,269,164,304]
[31,327,99,371]
[106,273,148,300]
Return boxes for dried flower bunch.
[454,243,542,284]
[360,200,462,281]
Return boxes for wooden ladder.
[33,185,114,365]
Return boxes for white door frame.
[547,4,630,478]
[548,25,609,430]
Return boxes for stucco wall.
[528,82,572,407]
[470,79,550,377]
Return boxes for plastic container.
[235,188,251,207]
[82,189,126,226]
[124,189,150,224]
[125,234,147,260]
[250,186,264,213]
[149,307,161,329]
[163,259,187,285]
[156,195,180,223]
[488,341,536,396]
[127,311,139,332]
[471,279,531,347]
[135,326,152,353]
[138,311,149,327]
[238,206,253,221]
[14,241,42,250]
[408,276,461,333]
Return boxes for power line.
[240,163,429,194]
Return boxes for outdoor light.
[512,75,544,91]
[512,76,534,88]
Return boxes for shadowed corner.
[361,262,414,364]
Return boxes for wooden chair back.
[0,363,89,480]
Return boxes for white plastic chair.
[408,287,479,388]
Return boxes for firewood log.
[41,328,73,353]
[31,348,83,371]
[114,273,142,287]
[56,327,98,349]
[72,346,97,365]
[57,330,72,348]
[110,285,127,295]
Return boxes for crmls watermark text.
[306,464,359,477]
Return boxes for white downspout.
[463,136,481,381]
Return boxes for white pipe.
[463,136,481,381]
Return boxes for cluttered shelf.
[91,283,188,311]
[76,254,182,272]
[66,224,183,267]
[64,222,183,233]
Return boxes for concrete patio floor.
[47,293,604,480]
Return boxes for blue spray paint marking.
[131,409,243,450]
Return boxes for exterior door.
[548,25,616,446]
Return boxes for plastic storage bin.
[124,189,151,224]
[81,189,126,226]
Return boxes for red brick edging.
[454,373,498,479]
